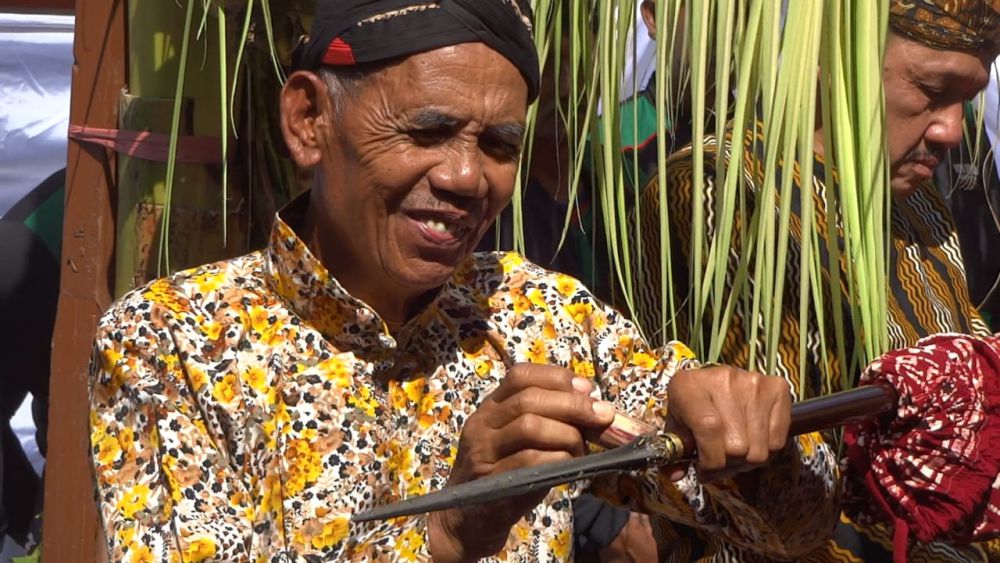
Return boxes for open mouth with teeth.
[424,219,460,236]
[409,215,474,246]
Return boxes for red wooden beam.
[41,0,124,559]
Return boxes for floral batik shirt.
[89,206,840,562]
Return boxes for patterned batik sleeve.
[89,294,254,562]
[583,301,841,559]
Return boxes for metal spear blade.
[351,384,899,523]
[351,433,686,523]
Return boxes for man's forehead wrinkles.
[909,53,989,84]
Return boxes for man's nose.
[428,143,488,198]
[926,101,965,150]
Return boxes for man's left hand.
[664,365,792,482]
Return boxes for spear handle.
[588,383,898,451]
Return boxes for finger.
[767,379,792,452]
[687,406,728,472]
[681,378,744,472]
[634,512,652,534]
[667,383,723,472]
[710,370,773,466]
[489,363,593,403]
[743,389,772,466]
[718,399,751,465]
[493,414,587,458]
[489,386,615,429]
[662,461,689,482]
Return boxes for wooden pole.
[41,0,125,559]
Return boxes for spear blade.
[351,433,687,523]
[351,384,897,523]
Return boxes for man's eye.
[922,85,944,96]
[409,128,450,145]
[918,82,950,100]
[482,138,522,160]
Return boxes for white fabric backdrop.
[0,12,73,218]
[0,11,72,471]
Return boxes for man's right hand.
[427,363,616,562]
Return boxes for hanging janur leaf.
[141,0,314,290]
[146,0,892,400]
[577,1,893,397]
[118,0,250,295]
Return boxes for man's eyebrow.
[917,65,986,86]
[409,110,461,129]
[409,110,525,142]
[486,122,526,141]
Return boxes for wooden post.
[41,0,125,559]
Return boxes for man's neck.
[365,285,437,327]
[301,203,433,327]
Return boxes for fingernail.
[592,400,614,418]
[572,377,592,393]
[669,468,686,482]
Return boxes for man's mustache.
[904,147,944,165]
[401,196,486,223]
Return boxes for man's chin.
[889,177,922,199]
[392,258,464,291]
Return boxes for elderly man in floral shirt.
[87,1,840,561]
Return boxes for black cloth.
[934,112,1000,329]
[0,169,63,547]
[295,0,540,101]
[477,178,614,302]
[478,179,586,282]
[572,493,630,558]
[0,218,51,545]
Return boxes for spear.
[353,383,896,522]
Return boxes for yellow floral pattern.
[89,205,838,561]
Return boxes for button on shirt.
[89,204,839,562]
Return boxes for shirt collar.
[265,194,400,356]
[263,193,484,360]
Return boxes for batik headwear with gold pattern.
[890,0,1000,53]
[294,0,540,101]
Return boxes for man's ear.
[281,70,334,169]
[641,1,657,41]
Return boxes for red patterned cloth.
[844,333,1000,562]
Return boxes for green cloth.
[20,186,64,261]
[617,83,662,192]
